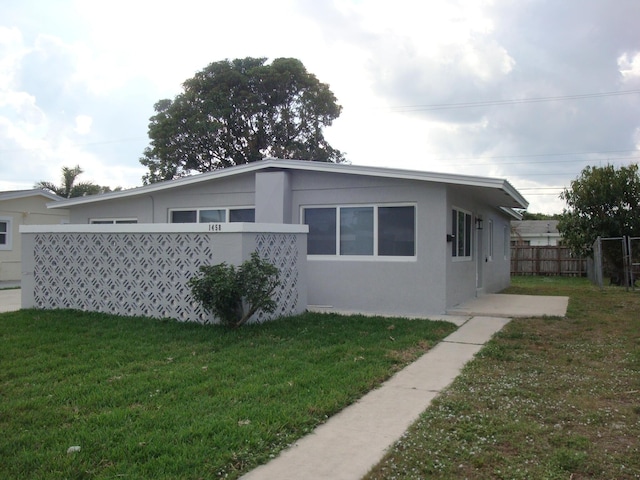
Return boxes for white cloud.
[618,52,640,82]
[74,115,92,135]
[1,0,639,214]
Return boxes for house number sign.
[208,223,224,232]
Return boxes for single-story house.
[511,220,561,246]
[0,189,68,282]
[44,159,528,317]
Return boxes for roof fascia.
[500,207,524,220]
[48,161,273,209]
[0,189,64,202]
[48,158,528,210]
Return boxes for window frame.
[487,219,494,262]
[301,203,417,261]
[504,225,510,260]
[451,207,473,261]
[168,207,255,224]
[89,218,138,224]
[0,216,12,251]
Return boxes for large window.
[303,205,415,257]
[452,208,472,260]
[170,208,255,224]
[0,217,11,250]
[305,208,337,255]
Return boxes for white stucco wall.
[0,196,68,282]
[21,223,307,324]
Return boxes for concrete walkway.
[0,287,21,313]
[241,316,508,480]
[447,293,569,318]
[242,294,568,480]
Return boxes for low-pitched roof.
[0,189,64,202]
[48,159,529,210]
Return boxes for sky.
[1,0,639,214]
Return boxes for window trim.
[168,207,255,224]
[487,219,494,262]
[0,216,12,251]
[504,225,510,260]
[89,218,138,224]
[451,207,473,262]
[301,203,417,261]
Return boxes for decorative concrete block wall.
[20,223,307,324]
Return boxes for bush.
[188,252,280,327]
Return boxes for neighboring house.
[0,189,68,282]
[511,220,561,247]
[46,159,528,317]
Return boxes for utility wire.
[442,155,640,168]
[387,89,640,112]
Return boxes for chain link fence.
[590,236,640,289]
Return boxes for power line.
[443,155,640,168]
[433,149,639,162]
[387,89,640,112]
[0,137,147,154]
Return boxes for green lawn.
[366,276,640,480]
[0,309,455,479]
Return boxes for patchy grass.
[366,276,640,480]
[0,309,455,479]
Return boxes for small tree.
[36,165,120,198]
[558,164,640,257]
[188,252,280,328]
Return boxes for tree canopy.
[140,57,344,184]
[36,165,119,198]
[521,212,560,221]
[557,164,640,256]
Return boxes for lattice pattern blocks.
[29,230,304,324]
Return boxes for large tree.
[140,57,344,184]
[557,164,640,257]
[36,165,118,198]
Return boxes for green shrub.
[188,252,280,327]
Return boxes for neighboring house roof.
[0,189,64,202]
[511,220,561,240]
[48,159,529,211]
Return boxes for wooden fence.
[511,246,586,276]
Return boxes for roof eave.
[0,189,64,203]
[48,159,528,210]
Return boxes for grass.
[0,309,455,479]
[365,276,640,480]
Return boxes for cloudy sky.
[1,0,639,213]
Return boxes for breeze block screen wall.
[20,223,307,324]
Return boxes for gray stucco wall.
[59,167,514,318]
[286,171,449,316]
[69,175,256,224]
[445,185,512,309]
